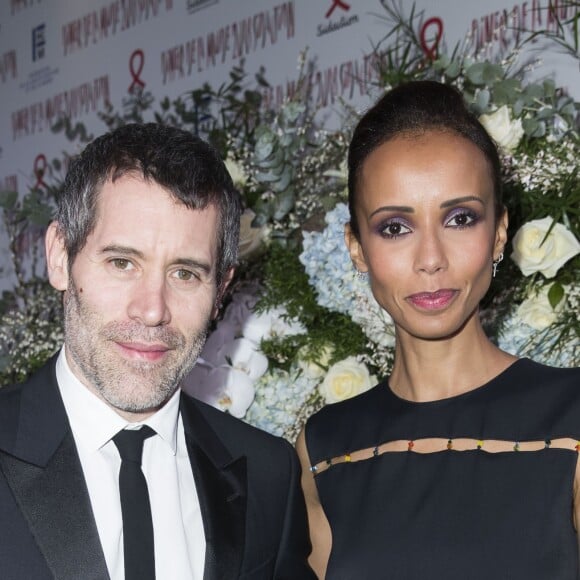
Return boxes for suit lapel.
[0,359,109,580]
[180,395,247,580]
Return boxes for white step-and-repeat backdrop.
[1,0,578,291]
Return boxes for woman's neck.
[389,318,517,403]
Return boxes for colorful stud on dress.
[373,446,379,457]
[544,439,551,449]
[513,442,520,452]
[408,441,414,451]
[310,465,318,473]
[447,439,453,450]
[575,441,580,452]
[344,453,352,462]
[476,440,484,450]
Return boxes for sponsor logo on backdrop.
[420,17,444,61]
[470,0,580,55]
[62,0,174,56]
[0,175,19,194]
[19,65,59,93]
[128,49,146,93]
[32,154,48,190]
[11,75,110,140]
[161,2,294,84]
[317,0,358,37]
[0,50,18,84]
[32,23,46,61]
[11,0,43,15]
[187,0,217,14]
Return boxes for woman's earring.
[356,270,368,280]
[492,252,504,278]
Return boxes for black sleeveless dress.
[305,359,580,579]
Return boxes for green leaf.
[444,60,461,79]
[522,118,539,136]
[465,62,486,85]
[475,89,490,112]
[543,79,556,98]
[0,190,18,210]
[548,282,565,309]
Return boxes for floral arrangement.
[1,3,578,442]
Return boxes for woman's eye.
[381,221,411,239]
[446,210,478,228]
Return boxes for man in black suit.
[0,123,314,579]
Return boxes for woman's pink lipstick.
[406,289,458,311]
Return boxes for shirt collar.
[56,347,180,455]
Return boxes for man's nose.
[127,274,171,327]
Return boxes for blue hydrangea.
[498,316,577,368]
[244,368,318,437]
[300,203,366,315]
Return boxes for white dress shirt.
[56,348,206,580]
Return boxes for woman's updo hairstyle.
[347,80,504,239]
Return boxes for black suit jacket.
[0,357,315,579]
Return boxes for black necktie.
[113,426,156,580]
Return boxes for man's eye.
[176,269,195,281]
[112,258,131,270]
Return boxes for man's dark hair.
[56,122,241,285]
[347,80,503,239]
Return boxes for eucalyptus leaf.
[493,78,520,104]
[272,166,294,193]
[513,99,525,116]
[445,60,461,79]
[273,189,296,220]
[522,118,539,136]
[543,79,556,98]
[465,62,486,85]
[548,282,565,309]
[482,63,504,85]
[537,106,554,120]
[475,89,490,112]
[434,54,450,70]
[524,83,544,100]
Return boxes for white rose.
[479,105,524,152]
[224,156,247,187]
[511,217,580,278]
[239,209,267,259]
[319,356,376,404]
[516,285,563,331]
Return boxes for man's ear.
[344,223,368,274]
[493,207,509,261]
[45,222,69,291]
[212,267,235,320]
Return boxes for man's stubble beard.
[63,280,209,414]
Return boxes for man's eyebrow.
[370,205,414,218]
[101,246,212,274]
[440,196,485,208]
[171,258,212,275]
[101,245,144,258]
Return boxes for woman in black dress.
[297,80,580,579]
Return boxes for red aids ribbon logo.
[420,17,444,61]
[325,0,350,18]
[128,49,146,93]
[33,154,48,190]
